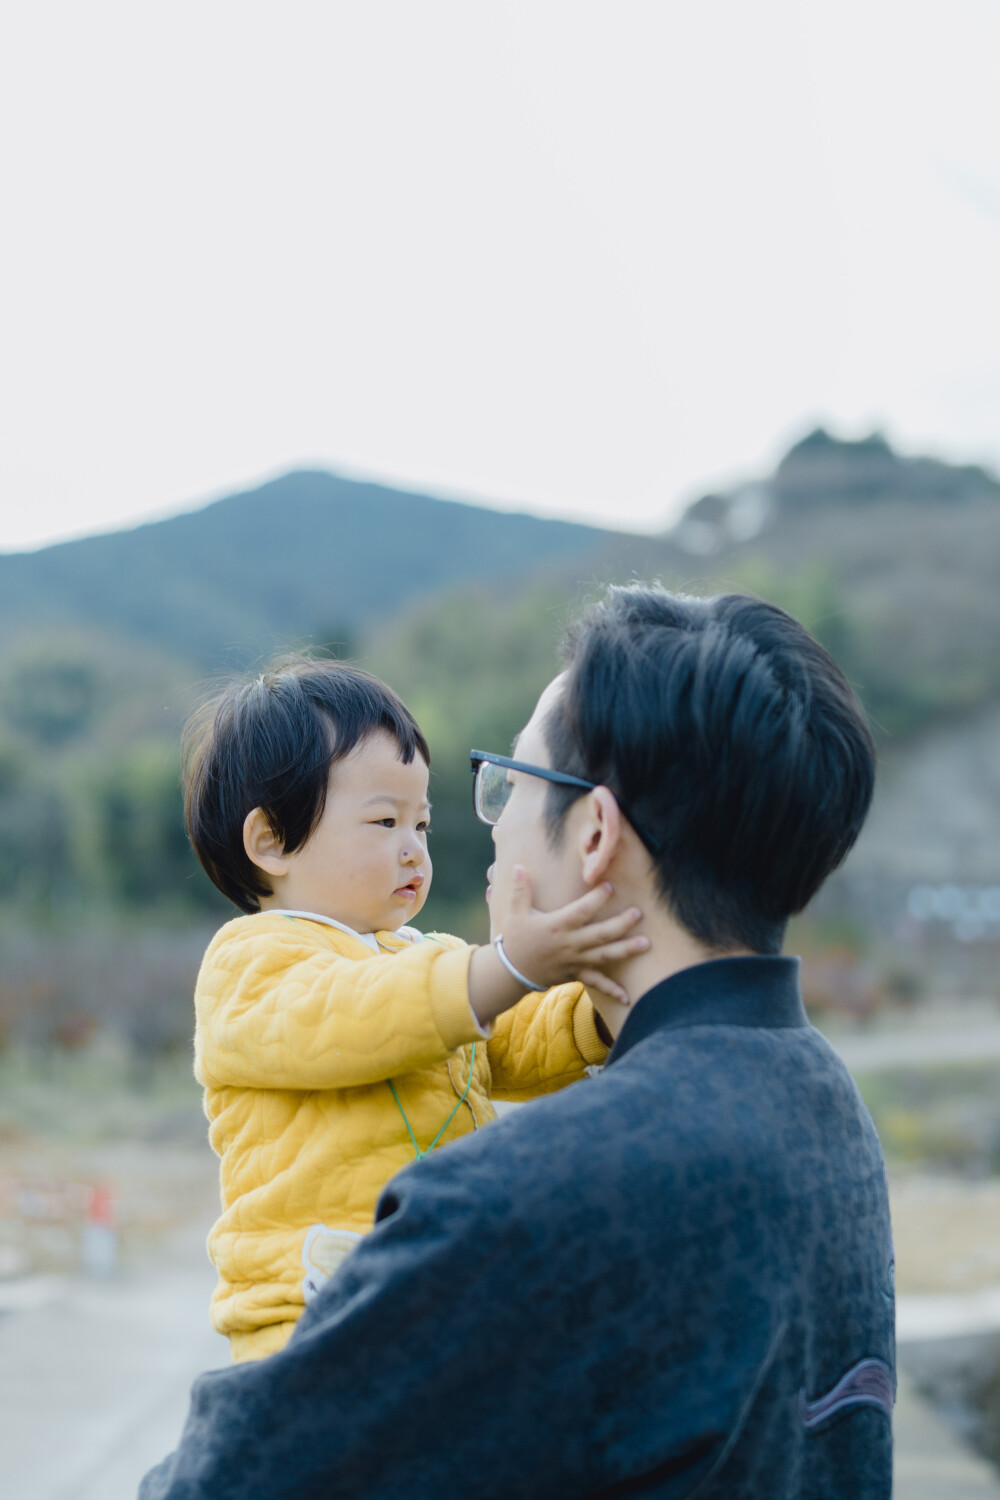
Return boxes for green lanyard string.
[277,919,474,1162]
[388,1043,477,1161]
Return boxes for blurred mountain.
[675,426,999,549]
[663,430,1000,941]
[0,471,634,667]
[668,427,1000,739]
[768,426,996,511]
[3,434,999,966]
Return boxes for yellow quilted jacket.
[194,911,609,1362]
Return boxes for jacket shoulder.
[204,912,366,957]
[420,930,470,954]
[196,913,369,1002]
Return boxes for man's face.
[486,675,585,939]
[266,730,433,933]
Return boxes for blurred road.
[0,1224,226,1500]
[830,1019,1000,1073]
[4,1015,1000,1499]
[895,1372,1000,1499]
[2,1231,999,1499]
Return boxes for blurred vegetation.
[1,432,999,1054]
[855,1063,1000,1176]
[0,1041,205,1146]
[364,583,579,935]
[0,630,224,926]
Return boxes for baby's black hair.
[183,657,429,913]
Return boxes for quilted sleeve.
[486,983,610,1100]
[195,931,478,1090]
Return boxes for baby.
[182,656,643,1361]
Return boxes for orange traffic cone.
[81,1182,119,1275]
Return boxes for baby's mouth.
[394,876,424,898]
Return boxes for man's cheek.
[486,872,510,941]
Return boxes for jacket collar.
[606,955,807,1068]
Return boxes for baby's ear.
[243,807,288,876]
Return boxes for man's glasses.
[469,750,661,854]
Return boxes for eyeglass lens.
[475,760,512,824]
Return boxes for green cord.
[277,917,472,1161]
[388,1042,477,1160]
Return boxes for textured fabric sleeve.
[137,1090,788,1500]
[195,930,479,1090]
[423,930,492,1039]
[486,982,609,1099]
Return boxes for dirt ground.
[2,1032,999,1293]
[3,1122,1000,1299]
[892,1175,1000,1294]
[3,1053,1000,1498]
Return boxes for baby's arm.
[196,878,642,1093]
[465,868,644,1029]
[195,932,479,1091]
[472,867,644,1096]
[486,983,608,1101]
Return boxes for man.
[142,585,893,1499]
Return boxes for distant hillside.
[357,429,1000,939]
[0,471,622,667]
[674,427,1000,549]
[669,428,1000,738]
[3,432,1000,964]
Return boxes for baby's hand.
[497,867,647,1004]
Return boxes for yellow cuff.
[230,1322,296,1363]
[429,946,485,1052]
[572,992,611,1065]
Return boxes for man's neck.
[590,909,752,1043]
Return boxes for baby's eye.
[417,820,431,833]
[373,817,396,828]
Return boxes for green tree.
[363,585,574,936]
[0,737,75,911]
[91,741,220,910]
[4,653,99,745]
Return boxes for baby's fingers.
[579,969,630,1004]
[575,907,644,947]
[581,934,650,965]
[559,881,616,927]
[508,865,535,915]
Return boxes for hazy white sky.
[1,1,998,552]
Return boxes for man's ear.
[243,808,288,878]
[578,787,623,888]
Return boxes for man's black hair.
[183,657,430,913]
[543,585,875,955]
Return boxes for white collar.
[267,910,423,952]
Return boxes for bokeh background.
[2,4,1000,1496]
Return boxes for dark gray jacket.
[141,956,895,1498]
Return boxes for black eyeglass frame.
[469,749,661,855]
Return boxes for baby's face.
[267,731,432,933]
